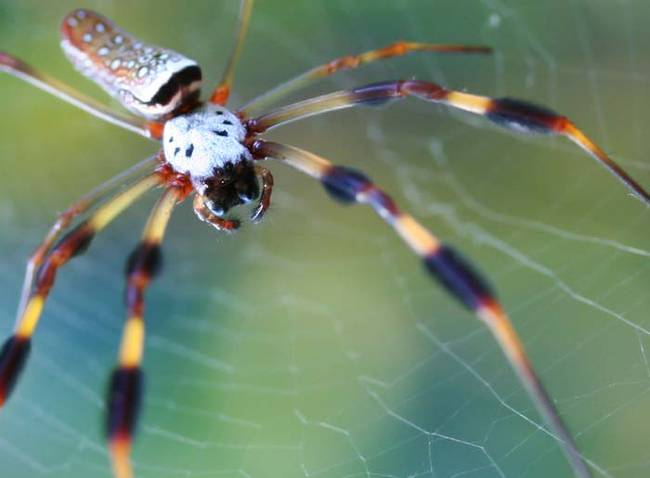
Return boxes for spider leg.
[0,52,164,140]
[250,139,593,478]
[193,194,241,231]
[209,0,254,105]
[0,174,160,408]
[107,187,179,478]
[240,41,491,115]
[247,80,650,206]
[250,165,274,222]
[17,155,159,319]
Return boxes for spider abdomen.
[60,9,202,119]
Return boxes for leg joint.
[423,244,495,311]
[321,166,372,204]
[125,242,163,280]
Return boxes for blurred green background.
[1,1,649,477]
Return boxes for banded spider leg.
[108,187,181,478]
[249,139,593,478]
[246,80,650,206]
[0,173,162,407]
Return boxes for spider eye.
[238,191,256,202]
[237,176,260,203]
[205,201,224,216]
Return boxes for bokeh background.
[1,1,649,477]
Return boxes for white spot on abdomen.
[163,105,251,183]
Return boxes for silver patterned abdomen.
[60,9,202,119]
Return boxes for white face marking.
[163,105,251,188]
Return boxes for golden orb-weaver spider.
[1,2,648,478]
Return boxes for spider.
[1,2,648,478]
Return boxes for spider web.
[1,1,649,477]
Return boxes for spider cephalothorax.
[2,2,649,478]
[162,104,259,217]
